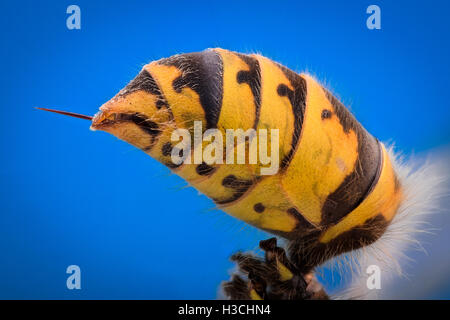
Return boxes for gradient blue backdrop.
[0,0,449,299]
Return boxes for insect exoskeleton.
[90,48,403,270]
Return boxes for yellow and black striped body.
[91,49,403,269]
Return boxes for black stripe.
[158,50,224,130]
[276,65,307,170]
[320,90,382,226]
[119,69,170,112]
[234,53,262,129]
[116,113,160,136]
[99,112,161,151]
[287,214,388,272]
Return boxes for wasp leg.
[222,238,329,300]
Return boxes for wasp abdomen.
[92,48,403,264]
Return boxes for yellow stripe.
[145,63,211,182]
[281,75,358,225]
[252,54,295,162]
[214,49,256,132]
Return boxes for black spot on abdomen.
[253,203,265,213]
[321,109,332,119]
[196,162,216,176]
[162,142,173,156]
[215,175,255,205]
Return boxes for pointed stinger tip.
[35,107,93,121]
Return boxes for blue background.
[0,0,449,299]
